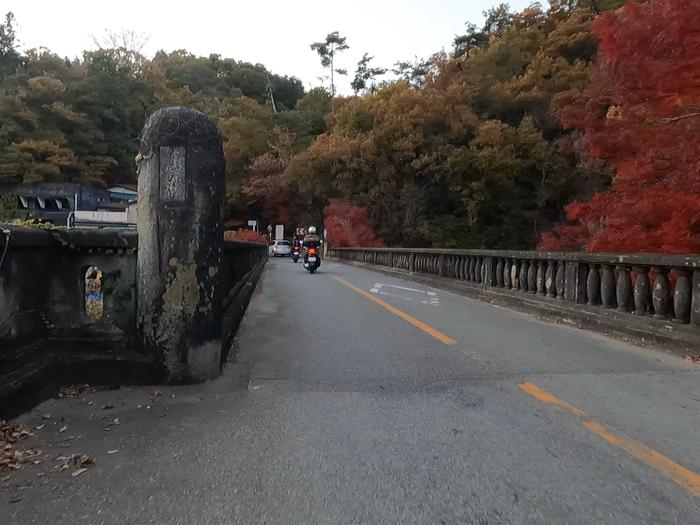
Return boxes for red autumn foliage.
[224,229,267,244]
[542,0,700,254]
[323,199,385,247]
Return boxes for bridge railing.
[328,247,700,331]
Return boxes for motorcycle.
[303,245,321,274]
[292,244,300,263]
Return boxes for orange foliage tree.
[541,0,700,253]
[324,199,384,247]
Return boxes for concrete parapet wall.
[0,225,267,417]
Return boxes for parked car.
[271,239,292,256]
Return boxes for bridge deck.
[5,259,700,524]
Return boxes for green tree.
[351,53,386,95]
[0,12,22,79]
[310,31,349,97]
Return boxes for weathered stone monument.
[136,107,225,383]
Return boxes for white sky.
[6,0,534,95]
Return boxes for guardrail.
[329,247,700,345]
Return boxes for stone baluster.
[555,262,565,299]
[519,260,529,292]
[633,267,651,315]
[616,266,632,312]
[536,261,546,296]
[587,264,601,306]
[545,261,556,297]
[652,268,670,318]
[601,265,616,308]
[511,260,519,290]
[527,260,537,293]
[496,258,504,287]
[475,258,483,283]
[503,259,512,289]
[673,269,692,323]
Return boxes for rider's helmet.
[308,226,317,234]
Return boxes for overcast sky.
[6,0,534,94]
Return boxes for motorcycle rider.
[302,226,322,267]
[302,226,321,248]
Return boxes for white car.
[271,239,292,256]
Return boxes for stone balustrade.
[329,247,700,346]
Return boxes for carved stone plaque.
[160,146,186,202]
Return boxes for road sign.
[275,224,284,240]
[295,227,307,236]
[247,220,257,231]
[267,224,272,233]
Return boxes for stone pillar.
[136,107,225,384]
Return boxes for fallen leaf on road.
[57,384,90,398]
[1,421,42,472]
[71,468,88,477]
[102,404,114,410]
[40,414,51,420]
[34,425,44,431]
[59,453,93,473]
[106,449,119,454]
[58,426,67,433]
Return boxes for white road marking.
[369,283,442,307]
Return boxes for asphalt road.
[4,258,700,524]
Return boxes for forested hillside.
[1,0,698,253]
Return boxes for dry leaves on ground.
[56,453,94,477]
[0,421,42,472]
[57,384,91,398]
[685,355,700,364]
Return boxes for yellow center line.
[334,276,456,346]
[519,382,590,418]
[519,382,700,499]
